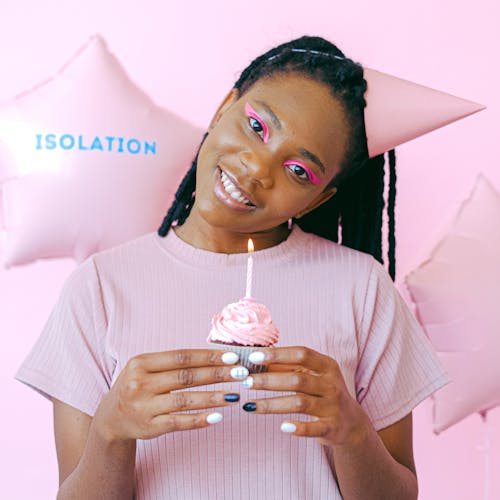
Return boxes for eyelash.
[249,116,265,140]
[283,161,320,185]
[245,103,269,143]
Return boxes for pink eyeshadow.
[283,160,321,185]
[244,102,269,143]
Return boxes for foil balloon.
[0,34,203,267]
[405,175,500,433]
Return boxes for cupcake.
[207,297,279,372]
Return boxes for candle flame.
[248,238,254,253]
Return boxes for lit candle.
[245,238,254,298]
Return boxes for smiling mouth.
[220,169,256,207]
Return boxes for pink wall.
[1,0,499,498]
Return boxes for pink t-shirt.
[16,226,448,499]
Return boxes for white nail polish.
[248,351,265,364]
[280,422,296,433]
[221,351,239,364]
[241,376,254,388]
[230,366,249,380]
[206,412,223,424]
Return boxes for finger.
[244,371,327,396]
[147,365,248,393]
[150,411,224,434]
[280,419,330,438]
[248,347,335,374]
[241,394,322,415]
[127,349,240,373]
[150,391,240,416]
[267,364,305,373]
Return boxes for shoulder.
[91,232,160,266]
[293,227,376,276]
[61,232,161,294]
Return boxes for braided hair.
[158,36,397,279]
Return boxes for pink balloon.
[0,35,203,267]
[405,175,500,433]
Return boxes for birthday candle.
[245,238,254,298]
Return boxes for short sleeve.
[355,260,449,430]
[15,258,116,417]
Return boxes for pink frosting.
[208,298,279,346]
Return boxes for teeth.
[220,170,252,205]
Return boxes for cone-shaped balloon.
[364,68,486,158]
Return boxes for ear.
[208,88,240,131]
[295,187,338,219]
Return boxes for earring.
[288,218,293,230]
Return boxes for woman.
[17,36,447,499]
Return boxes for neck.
[173,210,291,254]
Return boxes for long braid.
[157,161,196,236]
[387,149,397,280]
[157,133,207,237]
[366,154,385,264]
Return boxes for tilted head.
[159,35,396,278]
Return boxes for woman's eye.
[249,117,265,139]
[287,163,310,181]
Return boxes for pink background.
[1,0,499,498]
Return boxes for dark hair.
[158,36,397,279]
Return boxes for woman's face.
[189,72,350,243]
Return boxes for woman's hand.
[240,346,371,448]
[93,349,247,444]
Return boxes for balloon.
[363,68,485,158]
[405,175,500,433]
[0,34,203,267]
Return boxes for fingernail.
[224,393,240,403]
[241,376,254,388]
[206,412,223,424]
[221,352,239,364]
[248,351,265,364]
[230,366,249,380]
[242,402,257,412]
[280,422,296,433]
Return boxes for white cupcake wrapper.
[207,343,271,373]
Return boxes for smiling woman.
[15,35,449,500]
[179,74,348,245]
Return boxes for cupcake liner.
[207,342,270,373]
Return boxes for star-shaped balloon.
[0,34,203,267]
[405,175,500,433]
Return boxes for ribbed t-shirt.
[16,226,448,499]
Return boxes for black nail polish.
[224,393,240,403]
[243,402,257,412]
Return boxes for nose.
[239,150,274,189]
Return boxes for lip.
[214,166,257,212]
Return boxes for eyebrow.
[254,100,282,130]
[254,100,326,174]
[298,148,326,174]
